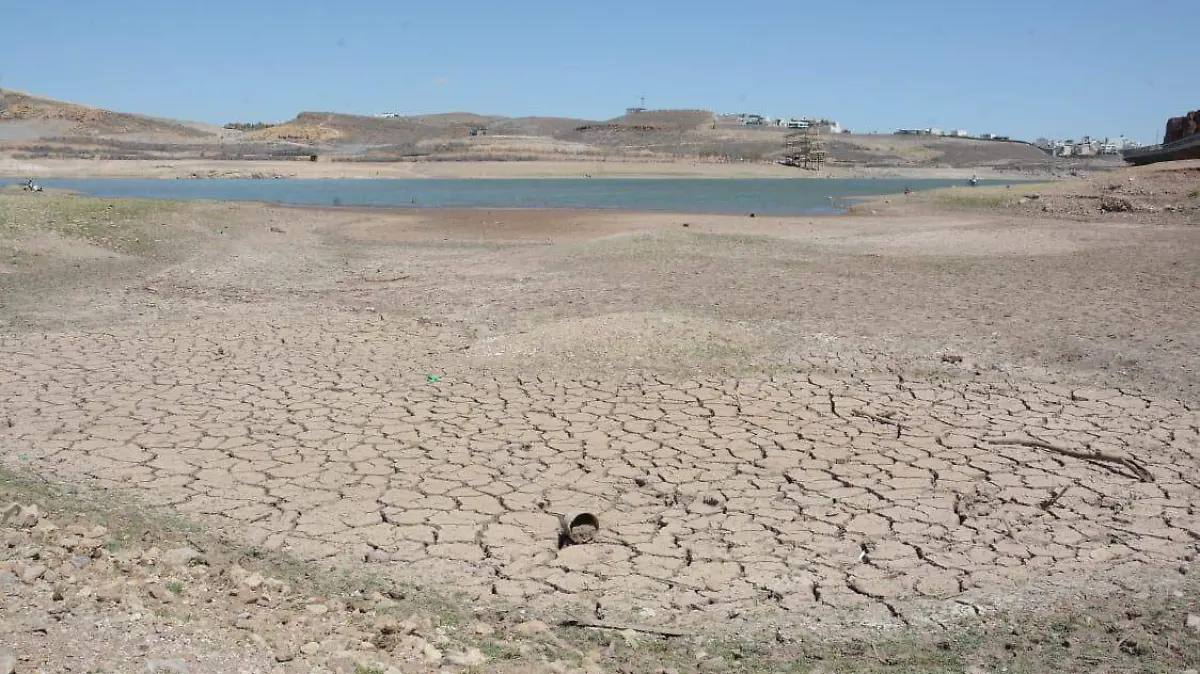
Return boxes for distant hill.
[0,89,213,139]
[0,91,1070,170]
[245,111,502,144]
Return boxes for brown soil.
[2,163,1199,673]
[0,89,211,140]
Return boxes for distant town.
[717,109,1144,157]
[370,104,1149,160]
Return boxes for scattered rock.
[162,547,203,569]
[2,503,41,529]
[698,657,729,672]
[269,226,285,234]
[274,645,295,663]
[941,354,963,364]
[447,647,487,668]
[471,622,495,636]
[241,572,264,590]
[1187,613,1200,633]
[0,648,15,674]
[300,641,321,655]
[306,603,329,615]
[1100,195,1134,213]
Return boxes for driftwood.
[852,409,903,439]
[986,437,1154,483]
[557,618,688,638]
[852,409,901,426]
[360,274,410,283]
[1038,486,1069,511]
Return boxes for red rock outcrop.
[1164,111,1200,144]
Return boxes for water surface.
[3,177,1019,216]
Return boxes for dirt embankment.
[854,159,1200,225]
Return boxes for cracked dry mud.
[3,319,1198,634]
[2,194,1200,640]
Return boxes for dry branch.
[986,437,1154,483]
[557,618,688,638]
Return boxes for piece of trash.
[426,374,441,383]
[19,453,29,462]
[559,511,600,545]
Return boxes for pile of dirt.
[0,89,211,139]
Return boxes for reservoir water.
[3,177,1017,216]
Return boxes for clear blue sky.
[3,0,1194,143]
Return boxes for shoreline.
[0,156,1050,181]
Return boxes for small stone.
[88,526,108,538]
[162,547,203,569]
[1187,614,1200,633]
[472,622,494,636]
[698,657,729,672]
[144,659,189,674]
[420,642,443,664]
[447,647,487,667]
[235,587,260,604]
[306,603,329,615]
[20,564,47,583]
[515,619,551,636]
[241,573,264,590]
[73,538,103,553]
[95,582,125,603]
[274,646,295,663]
[0,648,15,674]
[300,642,321,656]
[147,585,175,603]
[2,503,41,529]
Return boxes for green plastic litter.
[426,374,441,383]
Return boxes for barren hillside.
[0,91,1091,172]
[0,89,212,140]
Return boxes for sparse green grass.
[478,640,522,661]
[1188,188,1199,200]
[933,192,1010,209]
[352,665,385,674]
[0,193,179,255]
[166,581,185,596]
